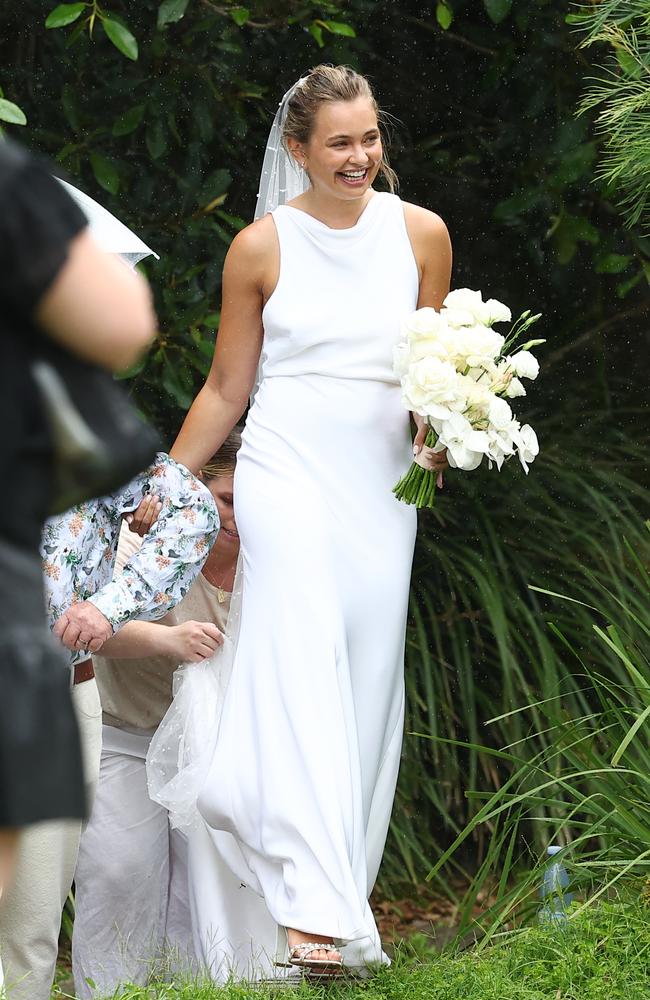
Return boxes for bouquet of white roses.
[393,288,544,509]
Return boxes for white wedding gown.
[189,192,418,978]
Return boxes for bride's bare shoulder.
[402,201,450,244]
[227,215,278,266]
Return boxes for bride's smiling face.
[290,97,382,200]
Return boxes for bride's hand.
[162,620,225,662]
[124,493,163,536]
[413,414,448,487]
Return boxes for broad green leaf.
[595,253,633,275]
[102,17,138,60]
[45,3,85,29]
[616,48,642,78]
[309,22,324,47]
[146,119,167,160]
[617,271,642,299]
[89,151,120,194]
[230,7,250,27]
[484,0,512,24]
[157,0,190,29]
[112,103,146,137]
[0,98,26,125]
[162,357,193,408]
[436,3,453,30]
[322,20,356,37]
[61,82,80,131]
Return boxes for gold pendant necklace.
[203,561,235,604]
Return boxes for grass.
[51,899,650,1000]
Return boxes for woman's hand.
[413,414,448,487]
[160,620,225,662]
[124,493,163,536]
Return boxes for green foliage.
[0,96,26,125]
[422,520,650,940]
[383,420,650,893]
[572,1,650,231]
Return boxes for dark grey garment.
[0,538,85,826]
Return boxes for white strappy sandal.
[287,941,344,973]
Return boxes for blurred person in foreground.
[0,137,218,1000]
[72,432,240,998]
[0,454,218,1000]
[0,137,154,899]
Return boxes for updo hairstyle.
[282,64,398,193]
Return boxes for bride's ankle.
[287,928,335,946]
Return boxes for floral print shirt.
[41,453,219,666]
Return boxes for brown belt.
[73,659,95,685]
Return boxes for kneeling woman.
[71,430,241,999]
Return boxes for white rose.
[505,377,526,398]
[443,306,479,329]
[408,333,452,365]
[515,424,539,474]
[508,350,539,380]
[437,412,490,471]
[476,298,512,326]
[402,307,446,341]
[451,326,505,369]
[443,288,484,314]
[401,356,466,420]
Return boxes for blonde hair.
[282,64,398,193]
[201,427,242,480]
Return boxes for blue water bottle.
[539,845,573,924]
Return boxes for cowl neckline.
[277,191,389,239]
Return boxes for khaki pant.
[0,678,101,1000]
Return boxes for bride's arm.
[169,217,276,473]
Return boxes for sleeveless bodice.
[260,192,419,383]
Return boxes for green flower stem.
[392,429,439,509]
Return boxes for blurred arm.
[35,228,156,372]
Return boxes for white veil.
[147,77,310,831]
[146,559,244,832]
[254,76,310,221]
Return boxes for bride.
[148,63,451,978]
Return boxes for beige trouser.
[0,677,102,1000]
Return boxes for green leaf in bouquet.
[102,17,138,60]
[45,3,86,29]
[0,98,27,125]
